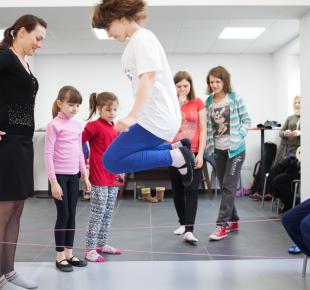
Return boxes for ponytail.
[52,100,60,118]
[88,92,98,120]
[0,26,15,48]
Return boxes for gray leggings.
[86,185,118,249]
[215,149,245,225]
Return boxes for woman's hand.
[115,116,136,132]
[50,180,63,200]
[194,154,204,169]
[83,176,91,193]
[284,130,292,137]
[0,131,6,141]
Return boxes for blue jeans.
[103,124,173,174]
[282,199,310,256]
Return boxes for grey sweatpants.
[215,149,245,225]
[85,185,118,249]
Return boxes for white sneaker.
[184,232,199,244]
[173,225,185,235]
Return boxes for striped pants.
[86,185,118,249]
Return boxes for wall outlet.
[242,165,252,171]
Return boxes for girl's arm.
[44,123,63,200]
[79,132,91,192]
[195,108,207,169]
[237,96,251,137]
[116,71,155,132]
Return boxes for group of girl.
[0,0,251,287]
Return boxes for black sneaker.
[180,138,191,150]
[56,259,73,272]
[178,147,195,187]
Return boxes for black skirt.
[0,135,34,201]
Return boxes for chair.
[202,153,218,198]
[292,179,300,208]
[302,255,308,277]
[261,173,269,207]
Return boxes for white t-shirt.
[121,28,181,142]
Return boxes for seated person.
[282,198,310,257]
[272,152,300,213]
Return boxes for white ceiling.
[0,5,309,55]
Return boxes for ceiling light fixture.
[219,27,266,39]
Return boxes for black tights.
[0,201,25,277]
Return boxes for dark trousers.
[53,174,79,252]
[215,149,245,225]
[273,172,300,211]
[282,199,310,257]
[169,166,202,232]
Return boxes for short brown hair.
[206,66,232,95]
[173,71,197,101]
[92,0,147,29]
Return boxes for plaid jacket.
[205,92,251,158]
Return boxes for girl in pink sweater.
[44,86,91,272]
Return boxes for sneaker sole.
[226,228,238,233]
[209,234,227,240]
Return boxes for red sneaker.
[226,222,239,233]
[209,226,227,240]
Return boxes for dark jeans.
[215,149,245,225]
[169,165,203,233]
[282,199,310,257]
[53,174,79,252]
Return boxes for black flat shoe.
[56,259,73,272]
[67,256,88,267]
[178,147,195,187]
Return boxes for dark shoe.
[67,256,88,267]
[178,147,195,187]
[288,245,301,255]
[180,138,191,150]
[56,259,74,272]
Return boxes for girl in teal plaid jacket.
[205,66,251,241]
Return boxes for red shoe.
[226,222,239,233]
[209,226,227,241]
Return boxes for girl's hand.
[51,181,63,200]
[178,93,187,106]
[83,176,91,193]
[195,154,204,169]
[0,131,6,141]
[115,117,136,132]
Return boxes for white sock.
[171,141,182,149]
[170,148,187,175]
[5,271,37,289]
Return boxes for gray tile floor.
[12,193,309,290]
[17,193,295,262]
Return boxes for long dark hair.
[88,92,118,120]
[0,14,47,48]
[52,86,83,118]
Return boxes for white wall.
[32,53,279,190]
[300,11,310,201]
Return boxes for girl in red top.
[170,71,207,244]
[83,92,122,262]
